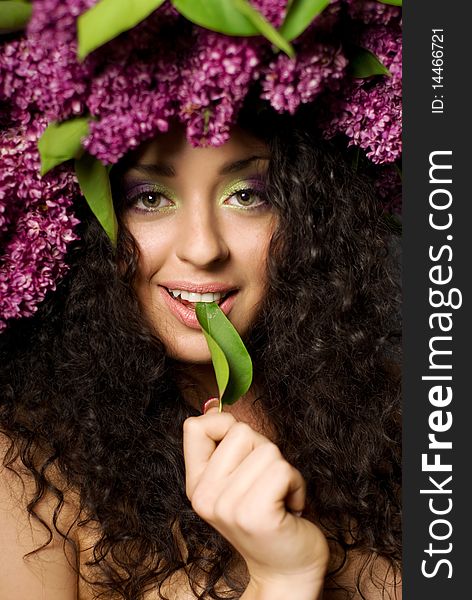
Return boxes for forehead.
[129,124,269,171]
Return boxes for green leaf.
[196,302,253,410]
[279,0,330,42]
[232,0,294,57]
[75,153,118,245]
[377,0,401,6]
[171,0,258,35]
[173,0,295,55]
[201,330,230,402]
[38,118,90,176]
[350,47,391,78]
[77,0,166,60]
[0,1,32,34]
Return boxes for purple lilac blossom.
[82,4,181,163]
[177,30,262,147]
[0,38,90,123]
[27,0,98,34]
[83,53,178,163]
[259,1,346,114]
[358,23,402,80]
[250,0,287,27]
[0,1,96,125]
[261,41,347,114]
[0,120,80,330]
[322,23,402,164]
[345,0,401,26]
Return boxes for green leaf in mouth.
[195,301,253,412]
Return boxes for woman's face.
[121,126,276,363]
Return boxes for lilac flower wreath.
[0,0,402,331]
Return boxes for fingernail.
[203,397,219,414]
[293,510,303,518]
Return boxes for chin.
[165,341,213,364]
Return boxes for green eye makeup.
[124,178,269,214]
[125,183,177,213]
[220,179,268,212]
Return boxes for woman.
[0,1,402,599]
[0,114,401,599]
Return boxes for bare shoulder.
[324,549,402,600]
[0,433,79,600]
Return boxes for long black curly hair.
[0,109,401,600]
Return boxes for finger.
[209,442,283,510]
[183,411,236,497]
[248,460,306,515]
[209,450,306,535]
[196,421,271,487]
[193,441,283,528]
[283,468,306,513]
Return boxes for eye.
[224,188,267,210]
[127,187,175,212]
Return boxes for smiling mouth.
[164,288,235,307]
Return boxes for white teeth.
[190,292,204,302]
[201,293,215,302]
[169,289,224,303]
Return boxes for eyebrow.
[219,155,269,175]
[129,155,269,178]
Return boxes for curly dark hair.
[0,111,401,600]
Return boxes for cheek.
[231,222,273,283]
[127,222,169,283]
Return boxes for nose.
[175,204,230,268]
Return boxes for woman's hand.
[183,406,329,600]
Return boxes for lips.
[164,287,232,307]
[159,280,237,294]
[158,285,238,330]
